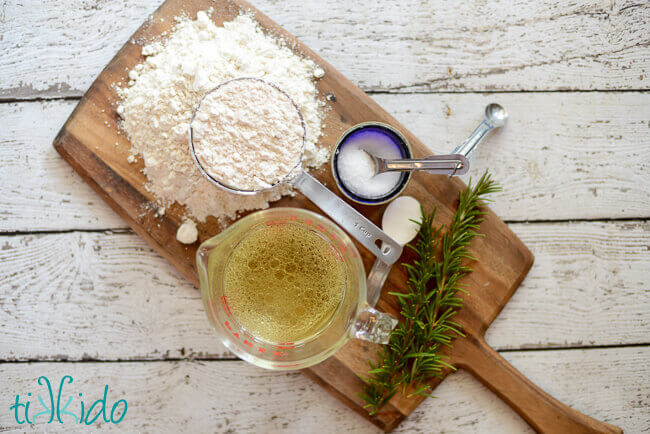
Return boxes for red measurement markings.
[328,231,351,257]
[266,217,291,226]
[313,222,353,257]
[220,296,232,317]
[224,322,276,355]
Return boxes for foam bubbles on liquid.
[223,223,346,344]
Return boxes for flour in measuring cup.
[117,11,327,223]
[192,79,304,192]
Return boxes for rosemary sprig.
[360,171,500,414]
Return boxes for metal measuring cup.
[189,77,402,264]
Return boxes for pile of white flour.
[117,11,327,222]
[191,78,304,192]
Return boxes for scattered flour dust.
[191,78,304,192]
[117,11,327,223]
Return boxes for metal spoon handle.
[377,154,469,176]
[451,120,494,158]
[452,103,508,159]
[293,171,402,265]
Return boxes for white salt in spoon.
[366,196,422,306]
[189,77,402,264]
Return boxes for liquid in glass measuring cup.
[197,208,398,370]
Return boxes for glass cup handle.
[350,305,398,344]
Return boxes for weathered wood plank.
[0,101,125,231]
[1,0,648,98]
[488,220,650,350]
[0,347,646,432]
[0,231,229,361]
[1,93,648,232]
[1,221,647,361]
[376,91,650,221]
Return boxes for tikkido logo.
[9,375,127,426]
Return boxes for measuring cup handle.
[293,171,402,265]
[367,257,392,307]
[350,305,398,344]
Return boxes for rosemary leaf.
[360,171,500,415]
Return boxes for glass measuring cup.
[189,77,402,265]
[197,208,398,370]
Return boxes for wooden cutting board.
[52,1,621,432]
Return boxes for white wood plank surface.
[1,0,648,98]
[0,231,229,361]
[0,347,646,433]
[1,221,647,361]
[378,91,650,221]
[0,101,125,231]
[0,0,648,431]
[487,220,650,350]
[2,93,648,232]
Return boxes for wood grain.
[486,220,650,350]
[1,0,648,98]
[453,335,622,433]
[3,92,649,232]
[0,347,646,433]
[0,101,125,231]
[1,221,646,362]
[377,92,650,222]
[0,231,229,361]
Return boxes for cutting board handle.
[453,335,622,433]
